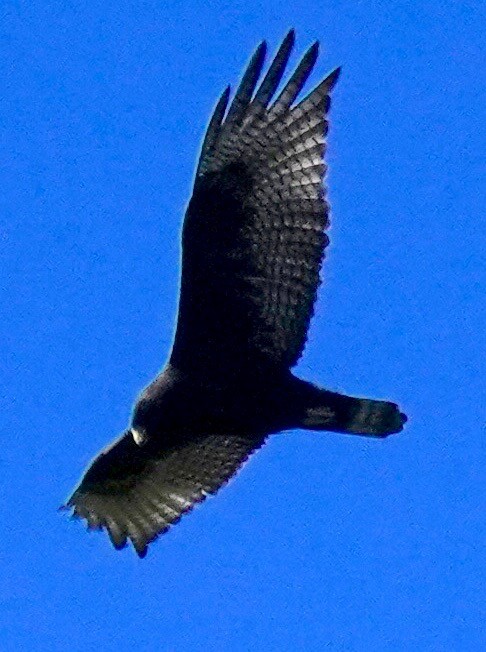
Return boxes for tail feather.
[299,388,407,437]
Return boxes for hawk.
[63,30,407,557]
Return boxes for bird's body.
[64,30,407,557]
[131,365,295,442]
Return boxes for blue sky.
[1,1,484,650]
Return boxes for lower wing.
[63,430,267,557]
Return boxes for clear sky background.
[1,1,484,650]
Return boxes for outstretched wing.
[171,30,340,375]
[63,431,266,557]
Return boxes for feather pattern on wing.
[63,33,351,558]
[64,431,266,557]
[171,30,340,374]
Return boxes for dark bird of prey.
[63,30,407,557]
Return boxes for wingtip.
[135,544,148,559]
[307,40,320,62]
[112,538,128,551]
[255,39,267,60]
[299,41,320,77]
[284,28,296,45]
[327,66,342,90]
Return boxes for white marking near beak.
[131,428,147,446]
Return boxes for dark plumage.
[63,30,407,557]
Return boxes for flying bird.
[63,30,407,557]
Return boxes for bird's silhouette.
[63,30,407,557]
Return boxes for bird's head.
[130,397,159,447]
[130,367,183,447]
[130,426,148,447]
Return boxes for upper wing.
[63,431,266,557]
[171,30,340,375]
